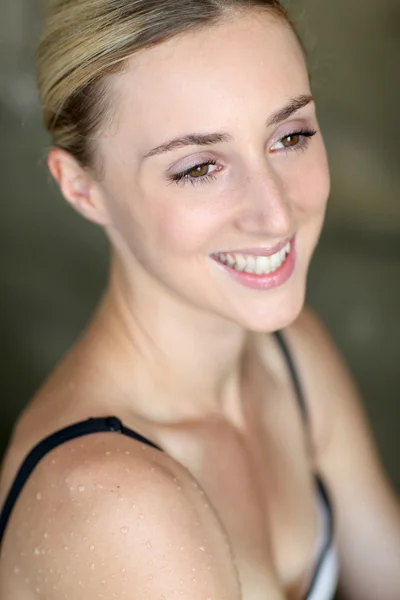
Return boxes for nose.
[233,163,293,237]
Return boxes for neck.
[87,258,256,424]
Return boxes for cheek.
[153,196,227,255]
[286,144,331,213]
[303,146,331,211]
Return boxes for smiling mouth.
[212,241,291,275]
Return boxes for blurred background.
[0,0,399,507]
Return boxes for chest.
[162,396,320,600]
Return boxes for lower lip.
[212,238,296,291]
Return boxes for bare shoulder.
[0,432,241,600]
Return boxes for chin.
[232,282,306,333]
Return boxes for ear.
[48,148,109,226]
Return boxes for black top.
[0,331,336,598]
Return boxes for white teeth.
[215,242,291,275]
[226,254,235,267]
[270,252,280,269]
[235,254,247,271]
[244,256,256,273]
[255,256,271,275]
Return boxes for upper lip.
[213,236,294,257]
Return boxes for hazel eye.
[171,160,218,185]
[271,129,317,153]
[281,134,300,148]
[188,164,211,178]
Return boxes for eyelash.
[170,129,318,186]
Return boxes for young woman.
[1,1,399,599]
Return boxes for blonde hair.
[37,0,293,169]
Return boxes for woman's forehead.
[106,13,308,147]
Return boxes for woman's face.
[97,11,330,332]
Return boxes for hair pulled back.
[37,0,292,169]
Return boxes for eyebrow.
[143,94,314,159]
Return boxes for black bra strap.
[273,330,310,428]
[0,417,162,545]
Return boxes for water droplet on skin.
[63,546,69,551]
[105,451,112,456]
[148,560,153,566]
[124,451,130,456]
[74,553,80,558]
[90,563,95,570]
[36,492,42,501]
[101,580,106,585]
[124,468,130,473]
[120,526,129,534]
[180,546,185,551]
[90,545,95,551]
[138,514,145,520]
[51,459,56,465]
[36,587,41,593]
[199,546,205,551]
[44,532,49,539]
[13,566,20,575]
[34,548,41,556]
[78,485,85,492]
[146,541,152,549]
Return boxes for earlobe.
[47,148,109,226]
